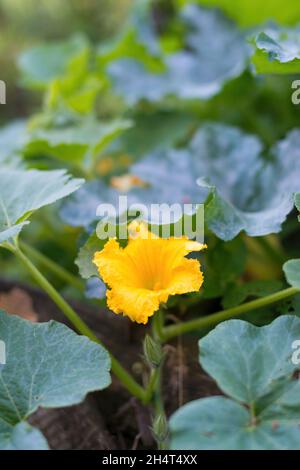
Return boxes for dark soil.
[0,279,221,450]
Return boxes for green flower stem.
[13,246,147,403]
[145,310,165,403]
[162,287,299,341]
[145,367,160,403]
[150,309,168,449]
[20,241,84,292]
[152,308,165,342]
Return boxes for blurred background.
[0,0,131,119]
[0,0,300,306]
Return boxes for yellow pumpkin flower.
[93,222,206,324]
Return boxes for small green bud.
[143,334,163,368]
[152,413,169,444]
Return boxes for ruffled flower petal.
[93,223,206,324]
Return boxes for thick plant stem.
[162,287,299,341]
[145,368,160,403]
[20,241,84,292]
[153,308,165,341]
[13,246,147,403]
[151,309,168,449]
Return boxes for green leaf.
[200,316,300,403]
[222,280,284,309]
[85,277,106,300]
[0,308,111,450]
[0,422,49,450]
[18,35,89,89]
[252,28,300,74]
[133,124,251,240]
[60,180,120,228]
[76,232,103,279]
[284,259,300,289]
[193,0,300,27]
[203,237,246,299]
[108,5,248,103]
[25,119,131,169]
[0,121,27,168]
[196,125,299,240]
[131,147,204,205]
[111,111,196,159]
[170,316,300,450]
[97,0,163,70]
[46,61,102,115]
[170,395,300,450]
[295,193,300,220]
[132,123,300,240]
[69,123,300,242]
[200,125,300,239]
[62,181,190,238]
[274,294,300,317]
[0,169,83,244]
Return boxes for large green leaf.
[199,317,299,403]
[60,112,195,228]
[43,42,102,115]
[0,121,27,169]
[69,124,300,241]
[25,119,131,169]
[19,34,103,114]
[222,280,284,309]
[196,125,300,239]
[0,169,83,244]
[110,111,196,160]
[295,193,300,215]
[60,180,120,228]
[203,236,246,299]
[132,123,300,240]
[107,5,248,104]
[252,28,300,74]
[18,35,89,89]
[170,316,300,450]
[170,395,300,450]
[0,309,111,449]
[85,277,106,300]
[76,232,104,279]
[193,0,300,27]
[97,0,162,71]
[284,259,300,289]
[0,422,49,450]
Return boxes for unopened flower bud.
[152,413,169,444]
[143,334,163,368]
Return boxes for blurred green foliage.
[0,0,300,305]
